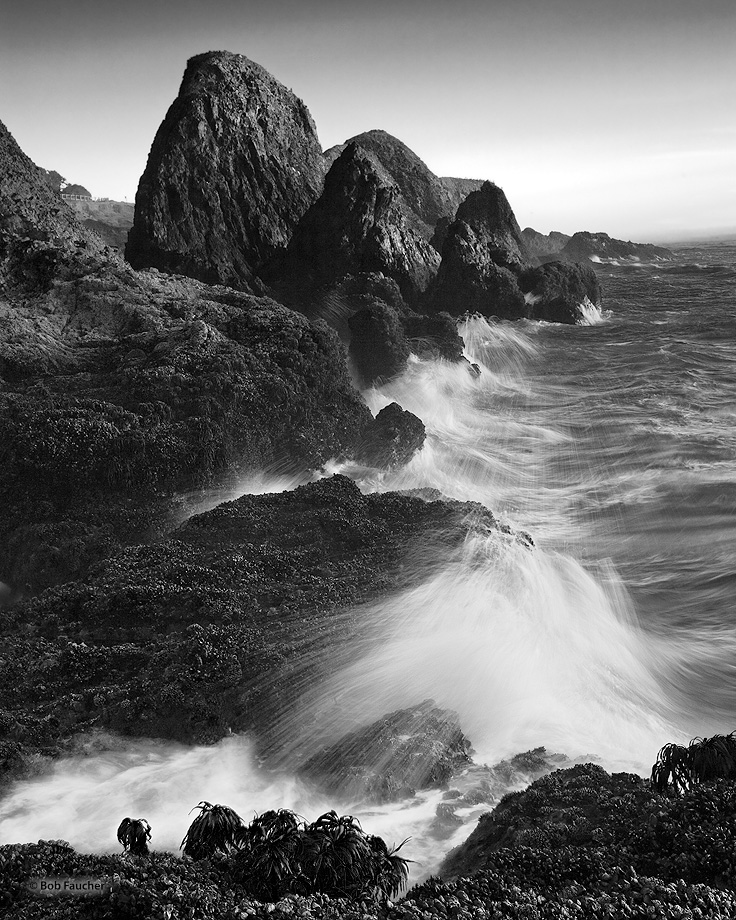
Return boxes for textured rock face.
[353,402,426,469]
[1,476,500,770]
[0,119,110,293]
[452,181,529,271]
[324,130,482,243]
[560,231,673,262]
[269,142,441,308]
[125,52,325,287]
[519,261,602,323]
[299,700,471,803]
[428,182,530,319]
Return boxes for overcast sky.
[1,0,734,241]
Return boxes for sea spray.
[4,299,735,879]
[270,524,681,777]
[0,733,494,881]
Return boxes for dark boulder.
[427,182,530,320]
[298,700,472,803]
[267,142,440,309]
[347,299,466,388]
[348,301,410,386]
[353,402,426,469]
[125,51,325,287]
[518,261,601,324]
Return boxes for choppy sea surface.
[2,239,735,878]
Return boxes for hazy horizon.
[2,0,734,244]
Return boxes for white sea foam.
[578,296,604,325]
[3,307,731,875]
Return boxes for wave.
[663,263,736,277]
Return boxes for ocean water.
[2,240,735,879]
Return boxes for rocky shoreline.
[4,763,736,918]
[1,45,701,920]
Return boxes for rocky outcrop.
[560,231,673,263]
[518,261,602,324]
[267,143,440,309]
[402,311,465,363]
[0,475,502,777]
[348,301,466,387]
[8,772,736,917]
[324,131,482,244]
[0,119,111,294]
[299,700,471,803]
[125,52,326,287]
[449,181,528,272]
[427,182,530,320]
[520,226,571,259]
[0,119,382,609]
[353,402,426,469]
[348,302,410,386]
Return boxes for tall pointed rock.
[125,52,326,287]
[268,142,441,308]
[427,181,530,319]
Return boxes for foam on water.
[4,291,736,869]
[272,528,683,776]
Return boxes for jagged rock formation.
[125,51,326,287]
[518,261,601,324]
[427,182,530,319]
[353,402,426,469]
[0,119,111,294]
[0,118,376,603]
[324,130,482,243]
[299,700,471,803]
[1,475,504,773]
[427,183,606,323]
[560,231,673,262]
[521,226,571,259]
[266,142,440,309]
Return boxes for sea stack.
[125,51,326,288]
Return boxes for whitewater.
[2,240,736,881]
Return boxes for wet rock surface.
[518,261,602,323]
[6,767,736,918]
[353,402,426,469]
[0,474,503,788]
[348,302,411,386]
[299,700,471,803]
